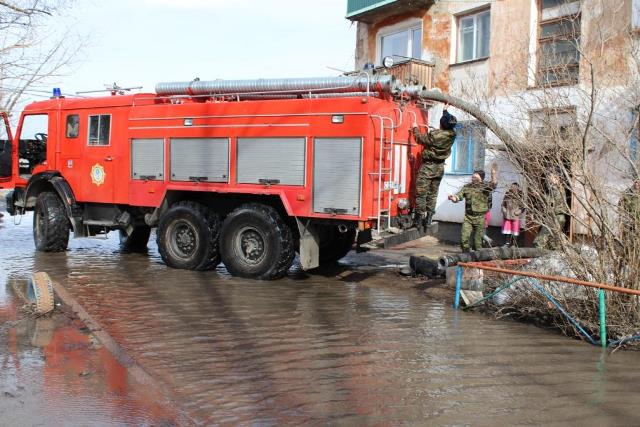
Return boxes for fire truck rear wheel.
[220,204,294,280]
[33,191,70,252]
[156,201,221,271]
[119,226,151,253]
[318,225,356,265]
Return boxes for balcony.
[383,58,434,88]
[346,0,433,23]
[348,59,434,89]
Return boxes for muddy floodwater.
[2,211,640,425]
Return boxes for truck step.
[358,223,439,250]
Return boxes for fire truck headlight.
[397,198,409,210]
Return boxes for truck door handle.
[104,156,113,161]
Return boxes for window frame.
[536,0,581,87]
[378,24,423,64]
[87,114,112,146]
[65,114,80,139]
[456,8,491,64]
[528,107,577,143]
[448,121,486,175]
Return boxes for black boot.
[414,212,424,232]
[424,211,433,228]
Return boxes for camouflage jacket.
[415,129,456,178]
[549,186,569,215]
[619,187,640,226]
[415,129,457,162]
[454,181,497,215]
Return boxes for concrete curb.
[51,281,196,425]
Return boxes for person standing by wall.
[501,182,524,247]
[412,107,457,231]
[448,163,498,252]
[619,178,640,235]
[533,173,569,249]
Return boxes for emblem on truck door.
[90,163,106,186]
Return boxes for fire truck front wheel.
[219,204,294,280]
[156,202,221,271]
[33,191,70,252]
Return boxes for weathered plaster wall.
[486,0,531,95]
[421,2,451,91]
[580,0,634,87]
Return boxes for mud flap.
[295,218,320,270]
[5,190,16,215]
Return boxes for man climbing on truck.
[412,107,457,231]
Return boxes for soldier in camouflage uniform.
[619,179,640,235]
[448,165,498,252]
[412,109,458,230]
[618,179,640,273]
[533,173,569,249]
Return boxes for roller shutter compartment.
[237,138,305,186]
[170,138,229,182]
[313,138,361,216]
[131,138,164,180]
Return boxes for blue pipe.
[453,266,462,309]
[599,289,607,348]
[530,280,598,346]
[607,334,640,348]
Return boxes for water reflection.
[2,211,640,424]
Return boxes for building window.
[633,0,640,29]
[538,0,581,86]
[457,9,490,63]
[380,25,422,63]
[66,114,79,138]
[88,114,111,146]
[449,121,486,174]
[529,108,577,144]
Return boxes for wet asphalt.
[2,199,640,425]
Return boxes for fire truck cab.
[0,75,432,279]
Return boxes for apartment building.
[346,0,640,242]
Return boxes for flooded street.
[2,209,640,425]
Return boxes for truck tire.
[318,225,356,265]
[156,201,221,271]
[33,191,70,252]
[220,204,294,280]
[119,226,151,253]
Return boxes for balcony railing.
[383,59,434,88]
[346,0,433,22]
[346,0,397,18]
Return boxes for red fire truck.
[0,74,431,279]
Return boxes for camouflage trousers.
[533,214,567,250]
[460,213,485,252]
[415,168,443,215]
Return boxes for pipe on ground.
[439,247,545,270]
